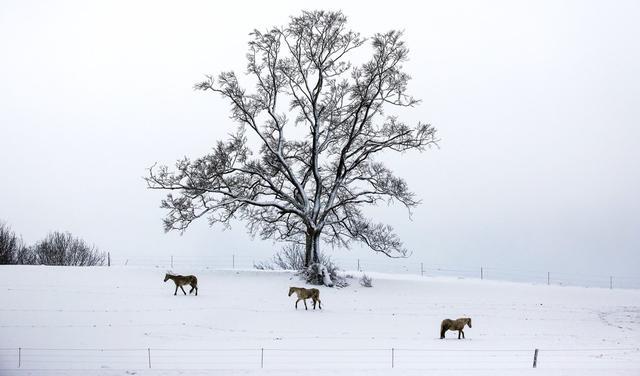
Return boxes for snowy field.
[0,265,639,375]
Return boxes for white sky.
[1,0,639,276]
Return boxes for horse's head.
[466,318,472,328]
[288,287,295,296]
[164,273,170,282]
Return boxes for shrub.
[254,244,348,287]
[254,243,305,270]
[359,273,373,287]
[0,222,23,264]
[15,246,37,265]
[299,258,349,288]
[33,231,106,266]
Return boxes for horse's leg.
[195,286,198,296]
[312,299,316,310]
[317,298,322,310]
[189,284,194,294]
[180,285,187,295]
[174,284,178,296]
[462,330,465,339]
[295,299,300,309]
[303,299,308,310]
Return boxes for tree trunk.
[312,233,320,264]
[304,229,321,267]
[305,232,313,267]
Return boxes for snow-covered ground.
[0,265,638,375]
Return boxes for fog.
[1,0,639,277]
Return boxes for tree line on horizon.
[0,222,106,266]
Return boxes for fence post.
[18,347,21,368]
[610,276,613,289]
[107,252,110,267]
[261,348,264,368]
[391,348,395,368]
[148,348,151,369]
[357,259,360,272]
[481,267,483,280]
[421,262,424,277]
[532,348,539,368]
[547,272,550,285]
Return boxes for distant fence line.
[108,254,640,290]
[1,346,639,370]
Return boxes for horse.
[288,287,322,310]
[440,317,472,339]
[164,273,198,296]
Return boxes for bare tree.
[0,222,22,264]
[147,10,437,267]
[33,231,106,266]
[254,243,348,287]
[15,246,36,265]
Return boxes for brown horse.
[440,317,472,339]
[164,273,198,296]
[288,287,322,310]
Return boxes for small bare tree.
[0,222,22,264]
[254,243,348,287]
[33,231,106,266]
[360,273,373,287]
[15,246,36,265]
[254,243,306,270]
[147,10,437,268]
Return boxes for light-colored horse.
[288,286,322,310]
[164,273,198,296]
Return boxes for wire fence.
[1,347,639,370]
[109,254,640,290]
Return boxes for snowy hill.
[0,265,639,375]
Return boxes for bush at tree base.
[254,244,348,287]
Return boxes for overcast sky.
[1,0,638,277]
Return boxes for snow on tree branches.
[147,10,437,270]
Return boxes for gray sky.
[1,0,639,276]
